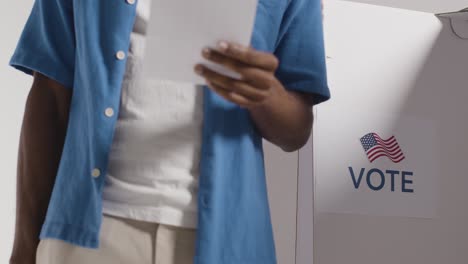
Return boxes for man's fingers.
[201,49,276,90]
[214,41,279,72]
[194,65,268,102]
[206,81,253,108]
[202,47,246,73]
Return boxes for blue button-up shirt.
[10,0,329,263]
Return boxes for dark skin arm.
[9,72,72,264]
[195,41,315,152]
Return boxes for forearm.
[10,73,71,264]
[248,85,314,152]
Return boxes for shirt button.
[105,107,114,118]
[126,0,136,4]
[116,51,126,60]
[91,168,101,178]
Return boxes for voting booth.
[297,1,468,263]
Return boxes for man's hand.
[10,73,72,264]
[194,41,315,152]
[194,41,284,109]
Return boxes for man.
[9,0,329,263]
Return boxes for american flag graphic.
[360,133,405,163]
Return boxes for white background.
[0,0,34,262]
[342,0,466,13]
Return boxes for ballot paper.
[142,0,258,85]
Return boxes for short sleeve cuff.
[284,80,331,105]
[9,47,74,89]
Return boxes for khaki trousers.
[36,214,197,264]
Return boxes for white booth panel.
[264,141,299,264]
[329,0,467,14]
[312,1,468,264]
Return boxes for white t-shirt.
[102,0,203,229]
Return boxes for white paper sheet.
[142,0,258,85]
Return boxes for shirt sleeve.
[9,0,76,89]
[273,0,330,104]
